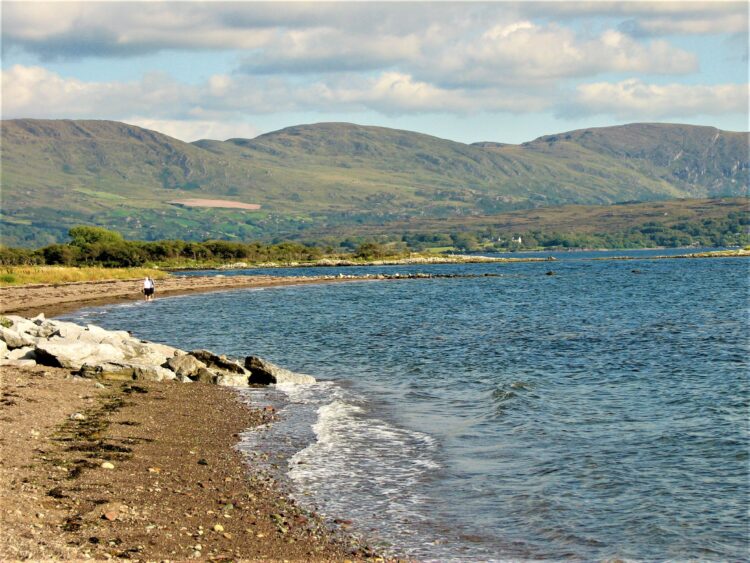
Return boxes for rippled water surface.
[62,255,749,561]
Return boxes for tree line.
[0,212,747,267]
[0,226,327,267]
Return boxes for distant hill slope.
[520,123,747,194]
[1,119,747,246]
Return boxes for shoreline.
[0,304,392,560]
[0,364,374,561]
[0,275,370,318]
[2,248,746,318]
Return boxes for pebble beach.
[0,278,391,561]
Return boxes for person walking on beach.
[143,276,155,301]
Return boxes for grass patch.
[0,266,169,286]
[74,188,127,201]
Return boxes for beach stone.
[78,361,175,382]
[245,356,316,385]
[0,326,35,349]
[33,320,61,339]
[190,350,246,374]
[133,364,176,382]
[52,321,87,340]
[84,324,131,342]
[215,373,250,387]
[193,368,217,384]
[78,362,135,380]
[101,462,115,470]
[3,315,37,335]
[35,339,125,369]
[167,354,207,378]
[7,346,36,361]
[122,340,180,366]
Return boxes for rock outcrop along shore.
[0,314,314,386]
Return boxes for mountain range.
[1,119,747,246]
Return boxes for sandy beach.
[0,279,390,561]
[0,274,363,318]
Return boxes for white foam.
[240,377,444,557]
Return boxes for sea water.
[61,252,749,561]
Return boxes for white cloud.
[567,79,748,119]
[5,63,746,130]
[429,22,698,87]
[125,118,260,142]
[1,64,199,119]
[0,63,553,124]
[1,2,710,85]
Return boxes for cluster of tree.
[0,226,326,267]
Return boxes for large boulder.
[244,356,316,385]
[167,354,207,378]
[193,367,217,384]
[78,362,176,382]
[84,324,131,343]
[35,338,125,369]
[53,321,87,340]
[0,326,35,349]
[78,362,136,380]
[6,346,36,361]
[2,315,37,335]
[215,373,250,387]
[189,350,246,374]
[133,364,177,382]
[123,340,179,367]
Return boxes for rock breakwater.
[0,314,310,387]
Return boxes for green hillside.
[1,119,747,246]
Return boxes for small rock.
[213,524,224,532]
[197,459,208,466]
[103,511,118,521]
[101,462,115,470]
[70,412,86,421]
[222,532,233,539]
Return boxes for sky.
[1,1,748,144]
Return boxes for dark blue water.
[61,255,749,561]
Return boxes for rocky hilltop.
[0,314,314,386]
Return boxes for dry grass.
[0,266,169,287]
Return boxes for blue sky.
[2,1,747,144]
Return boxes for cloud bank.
[2,2,746,139]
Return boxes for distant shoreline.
[1,249,746,318]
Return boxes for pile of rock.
[0,314,315,387]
